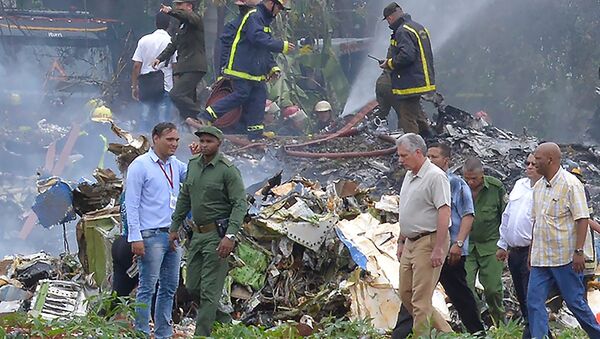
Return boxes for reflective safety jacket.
[219,5,253,70]
[387,14,435,99]
[222,3,289,81]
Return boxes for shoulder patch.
[486,176,504,188]
[220,157,233,167]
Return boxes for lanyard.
[158,162,174,189]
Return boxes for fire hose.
[223,100,395,159]
[282,100,399,159]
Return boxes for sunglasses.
[525,161,535,166]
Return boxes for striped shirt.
[531,168,589,267]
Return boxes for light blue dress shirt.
[448,172,475,256]
[125,148,187,242]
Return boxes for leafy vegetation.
[0,293,145,339]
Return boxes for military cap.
[172,0,195,3]
[382,2,400,20]
[195,126,224,141]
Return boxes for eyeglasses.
[525,161,534,166]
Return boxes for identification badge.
[170,193,177,210]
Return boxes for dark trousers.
[439,256,486,334]
[208,78,267,137]
[375,72,430,135]
[111,235,138,297]
[507,247,532,339]
[170,71,205,120]
[392,256,485,338]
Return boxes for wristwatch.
[455,240,464,248]
[225,234,236,242]
[574,248,584,256]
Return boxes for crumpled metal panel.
[29,280,87,320]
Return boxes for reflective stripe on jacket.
[388,14,435,98]
[222,4,286,82]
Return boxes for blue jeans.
[528,263,600,339]
[141,92,172,131]
[135,229,182,339]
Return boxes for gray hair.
[463,157,484,173]
[396,133,427,154]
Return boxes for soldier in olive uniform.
[153,0,207,121]
[169,126,247,336]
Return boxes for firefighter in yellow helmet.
[312,100,340,134]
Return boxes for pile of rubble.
[4,103,600,336]
[0,252,92,319]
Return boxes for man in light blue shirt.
[125,122,186,339]
[427,143,485,334]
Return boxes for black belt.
[509,246,530,252]
[407,231,436,242]
[156,227,170,233]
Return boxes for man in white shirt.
[132,12,176,131]
[496,153,541,339]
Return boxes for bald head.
[534,142,562,179]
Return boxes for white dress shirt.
[132,29,176,92]
[497,177,535,250]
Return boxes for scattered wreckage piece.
[75,206,121,288]
[72,168,122,216]
[29,280,87,320]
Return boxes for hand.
[267,70,281,82]
[287,42,296,52]
[160,4,172,13]
[573,253,585,273]
[396,241,404,261]
[448,244,462,266]
[131,241,145,257]
[431,246,445,267]
[217,237,235,258]
[189,142,200,155]
[379,59,388,69]
[496,248,508,262]
[169,232,180,251]
[131,86,139,101]
[151,59,161,69]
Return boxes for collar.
[200,152,222,167]
[412,158,431,178]
[257,3,275,21]
[482,175,491,190]
[149,148,173,165]
[544,168,563,188]
[154,29,170,36]
[390,13,409,30]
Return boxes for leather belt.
[407,231,436,242]
[509,245,530,252]
[190,222,217,233]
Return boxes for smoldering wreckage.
[3,100,600,337]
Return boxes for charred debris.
[2,102,600,335]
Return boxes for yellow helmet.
[91,105,113,123]
[274,0,290,10]
[314,100,332,112]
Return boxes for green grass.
[0,293,145,339]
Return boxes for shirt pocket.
[200,182,225,201]
[547,198,569,218]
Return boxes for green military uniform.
[157,6,207,119]
[465,175,507,326]
[170,129,246,336]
